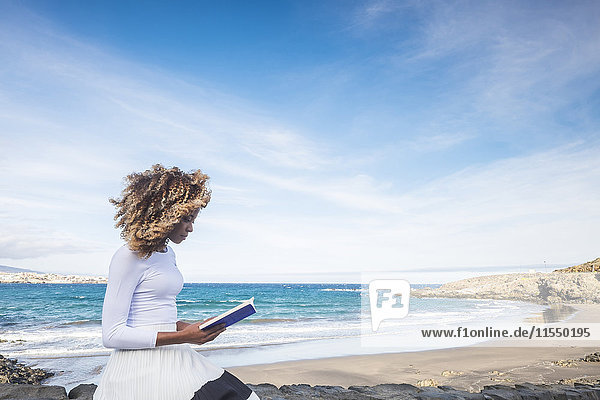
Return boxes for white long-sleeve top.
[101,245,184,349]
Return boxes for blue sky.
[1,0,599,283]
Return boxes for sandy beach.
[230,304,600,392]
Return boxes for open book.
[198,297,256,330]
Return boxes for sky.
[0,0,599,283]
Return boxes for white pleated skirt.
[93,324,259,400]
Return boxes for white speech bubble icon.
[369,279,410,331]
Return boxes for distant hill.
[0,265,39,274]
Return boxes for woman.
[94,164,259,400]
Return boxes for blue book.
[198,297,256,330]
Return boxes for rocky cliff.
[412,272,600,304]
[555,258,600,273]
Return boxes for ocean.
[0,283,547,390]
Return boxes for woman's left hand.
[178,320,226,345]
[176,320,191,331]
[156,318,225,346]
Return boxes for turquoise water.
[1,283,367,357]
[0,282,545,389]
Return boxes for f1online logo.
[368,279,410,331]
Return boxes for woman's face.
[167,209,200,244]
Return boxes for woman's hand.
[178,320,226,346]
[176,320,191,331]
[156,318,225,347]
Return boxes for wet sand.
[230,304,600,391]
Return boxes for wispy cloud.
[0,224,104,259]
[345,1,600,146]
[407,132,473,152]
[0,8,353,264]
[418,2,600,127]
[0,3,598,280]
[241,128,331,170]
[348,0,414,34]
[181,140,600,275]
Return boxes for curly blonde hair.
[110,164,211,258]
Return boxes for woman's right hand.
[155,318,225,347]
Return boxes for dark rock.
[482,384,526,400]
[248,383,290,400]
[0,355,54,385]
[68,384,97,399]
[580,352,600,363]
[515,388,547,400]
[538,384,573,400]
[0,383,67,399]
[484,385,520,391]
[573,384,593,389]
[416,387,446,394]
[314,385,374,399]
[513,384,539,391]
[428,386,485,400]
[415,389,468,399]
[515,383,561,400]
[434,387,486,399]
[246,382,600,400]
[348,383,420,399]
[248,383,279,393]
[438,386,459,391]
[480,388,522,400]
[349,383,421,398]
[2,380,600,400]
[279,384,373,399]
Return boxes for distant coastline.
[0,271,107,284]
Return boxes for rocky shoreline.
[0,355,53,384]
[412,272,600,304]
[2,381,600,399]
[2,353,600,399]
